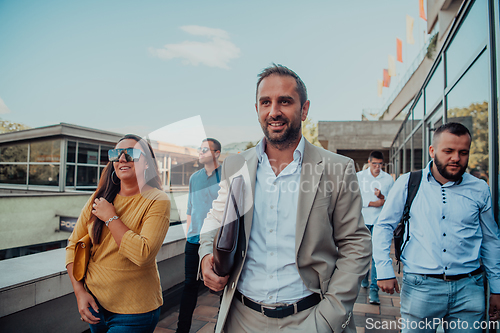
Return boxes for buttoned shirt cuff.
[376,263,396,280]
[489,279,500,294]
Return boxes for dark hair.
[432,122,471,146]
[256,63,308,108]
[91,134,162,244]
[369,151,384,161]
[203,138,221,152]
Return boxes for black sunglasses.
[108,148,144,162]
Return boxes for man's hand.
[368,199,385,207]
[201,254,229,292]
[489,294,500,321]
[374,188,385,200]
[378,278,400,294]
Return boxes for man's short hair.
[256,63,308,108]
[432,122,471,146]
[369,151,384,161]
[203,138,221,152]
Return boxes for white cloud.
[149,25,240,69]
[0,97,12,114]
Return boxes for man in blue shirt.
[176,138,221,333]
[373,123,500,332]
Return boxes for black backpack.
[393,170,422,272]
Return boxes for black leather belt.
[421,267,483,281]
[234,289,321,319]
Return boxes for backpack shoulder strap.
[404,170,422,214]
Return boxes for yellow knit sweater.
[66,188,170,314]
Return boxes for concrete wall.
[318,121,403,152]
[0,191,188,252]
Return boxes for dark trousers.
[177,241,201,333]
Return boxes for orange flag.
[383,69,391,87]
[406,15,415,44]
[377,80,383,97]
[397,38,403,62]
[419,0,427,21]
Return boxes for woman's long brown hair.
[91,134,162,244]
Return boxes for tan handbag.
[73,234,91,281]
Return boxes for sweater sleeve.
[118,196,171,266]
[65,195,94,267]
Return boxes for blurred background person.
[176,138,221,333]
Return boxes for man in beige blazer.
[199,64,371,332]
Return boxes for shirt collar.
[425,160,463,186]
[205,165,221,178]
[256,135,305,164]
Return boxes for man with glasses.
[356,151,394,305]
[176,138,222,333]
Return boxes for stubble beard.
[434,154,467,182]
[261,116,301,150]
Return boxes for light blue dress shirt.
[373,161,500,293]
[186,166,221,244]
[237,136,313,303]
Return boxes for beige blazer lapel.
[243,150,258,246]
[295,140,324,252]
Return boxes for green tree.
[245,141,256,150]
[0,118,30,133]
[447,101,488,176]
[302,117,322,147]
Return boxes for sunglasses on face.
[108,148,144,162]
[197,147,217,154]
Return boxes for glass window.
[447,51,489,181]
[445,0,488,87]
[0,165,27,184]
[30,140,61,163]
[413,96,424,125]
[413,125,424,170]
[77,166,98,186]
[29,165,59,186]
[100,145,113,166]
[0,144,28,162]
[66,165,75,187]
[78,143,99,165]
[425,61,444,112]
[67,141,76,163]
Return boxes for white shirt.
[237,136,313,304]
[356,168,394,226]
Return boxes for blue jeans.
[362,225,379,291]
[88,300,160,333]
[400,272,485,333]
[176,241,202,333]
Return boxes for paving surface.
[156,248,403,333]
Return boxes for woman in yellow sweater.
[65,134,170,333]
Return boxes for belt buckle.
[261,304,277,315]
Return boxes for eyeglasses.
[197,147,218,154]
[108,148,144,162]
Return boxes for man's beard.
[434,154,467,182]
[261,116,301,150]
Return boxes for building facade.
[391,0,500,220]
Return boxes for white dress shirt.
[356,168,394,226]
[237,136,313,304]
[373,162,500,292]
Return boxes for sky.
[0,0,430,146]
